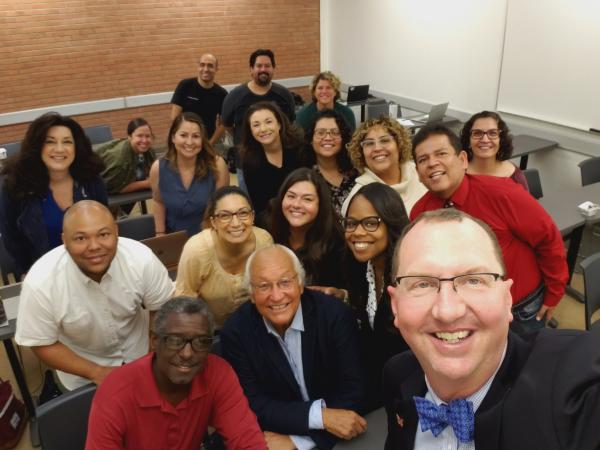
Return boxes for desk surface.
[107,189,152,207]
[335,408,386,449]
[540,182,600,232]
[512,135,558,158]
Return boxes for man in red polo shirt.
[86,297,266,450]
[410,125,568,334]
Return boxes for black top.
[171,78,227,138]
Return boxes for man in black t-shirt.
[171,53,227,144]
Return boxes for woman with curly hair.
[0,112,108,274]
[295,71,356,132]
[149,112,229,237]
[269,168,346,292]
[342,116,426,215]
[303,109,358,216]
[460,110,528,189]
[342,183,409,411]
[240,101,305,224]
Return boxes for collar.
[135,353,210,409]
[424,341,508,412]
[445,173,470,207]
[263,303,304,337]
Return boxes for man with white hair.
[220,245,366,450]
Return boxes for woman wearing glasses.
[342,183,409,411]
[303,109,358,217]
[175,186,273,329]
[342,116,426,216]
[269,168,347,294]
[460,110,528,189]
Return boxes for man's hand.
[537,304,555,321]
[322,408,367,440]
[90,365,115,386]
[263,431,296,450]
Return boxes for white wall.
[321,0,600,188]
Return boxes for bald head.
[62,200,118,282]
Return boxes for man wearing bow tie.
[384,208,600,450]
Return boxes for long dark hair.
[303,109,354,172]
[345,183,409,284]
[460,110,513,161]
[270,168,344,277]
[240,101,304,171]
[1,112,105,200]
[165,112,217,179]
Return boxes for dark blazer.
[0,176,108,274]
[220,289,366,450]
[383,327,600,450]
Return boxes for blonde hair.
[310,71,342,103]
[347,116,412,173]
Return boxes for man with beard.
[221,48,296,146]
[86,297,267,450]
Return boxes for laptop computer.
[141,231,189,272]
[346,84,370,104]
[408,102,449,124]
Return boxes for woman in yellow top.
[175,185,273,329]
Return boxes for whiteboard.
[497,0,600,131]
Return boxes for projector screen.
[497,0,600,131]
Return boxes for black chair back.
[36,383,97,450]
[578,156,600,186]
[523,168,543,199]
[116,214,155,241]
[84,125,113,145]
[0,141,21,159]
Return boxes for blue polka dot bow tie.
[413,396,475,443]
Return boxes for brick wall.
[0,0,319,143]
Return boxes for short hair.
[249,49,275,68]
[63,199,113,230]
[198,53,218,69]
[1,112,105,200]
[411,124,462,161]
[391,208,506,279]
[309,71,342,103]
[243,244,306,291]
[202,185,253,228]
[165,112,217,179]
[153,296,215,336]
[459,111,514,161]
[303,109,353,172]
[126,117,152,137]
[346,116,412,173]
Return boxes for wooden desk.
[512,135,558,169]
[107,190,152,214]
[335,408,386,449]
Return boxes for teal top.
[295,101,357,133]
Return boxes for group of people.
[2,46,599,450]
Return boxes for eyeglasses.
[251,275,297,294]
[212,208,253,223]
[158,334,214,352]
[392,273,503,300]
[341,216,382,232]
[359,135,395,151]
[314,128,341,139]
[470,129,501,140]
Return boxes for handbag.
[0,378,27,450]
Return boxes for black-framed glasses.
[314,128,342,139]
[470,129,501,140]
[158,334,214,352]
[392,273,503,299]
[251,275,298,294]
[212,208,253,223]
[341,216,382,232]
[359,135,395,151]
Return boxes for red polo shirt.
[410,174,568,307]
[86,353,267,450]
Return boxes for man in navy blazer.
[221,245,367,450]
[383,208,600,449]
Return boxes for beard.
[255,72,272,86]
